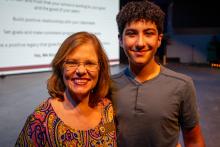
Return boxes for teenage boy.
[111,1,205,147]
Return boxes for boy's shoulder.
[111,67,127,80]
[161,66,193,83]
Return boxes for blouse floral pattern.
[15,98,116,147]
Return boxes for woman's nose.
[75,64,86,75]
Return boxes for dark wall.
[172,2,220,29]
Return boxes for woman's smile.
[72,78,91,85]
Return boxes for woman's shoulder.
[15,98,54,146]
[99,98,114,123]
[29,98,53,122]
[99,98,113,110]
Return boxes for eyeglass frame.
[63,59,100,72]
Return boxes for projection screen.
[0,0,119,75]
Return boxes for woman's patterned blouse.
[15,98,116,147]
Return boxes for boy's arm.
[183,124,205,147]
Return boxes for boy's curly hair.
[116,0,165,36]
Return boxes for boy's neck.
[129,59,160,83]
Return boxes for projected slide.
[0,0,119,75]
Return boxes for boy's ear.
[159,33,163,42]
[157,33,163,48]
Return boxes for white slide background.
[0,0,119,75]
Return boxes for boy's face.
[120,20,163,67]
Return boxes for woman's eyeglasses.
[63,60,99,72]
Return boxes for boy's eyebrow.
[144,28,157,32]
[125,28,157,32]
[124,28,137,32]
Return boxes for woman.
[15,32,117,146]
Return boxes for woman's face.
[63,42,99,100]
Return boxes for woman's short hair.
[47,32,110,107]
